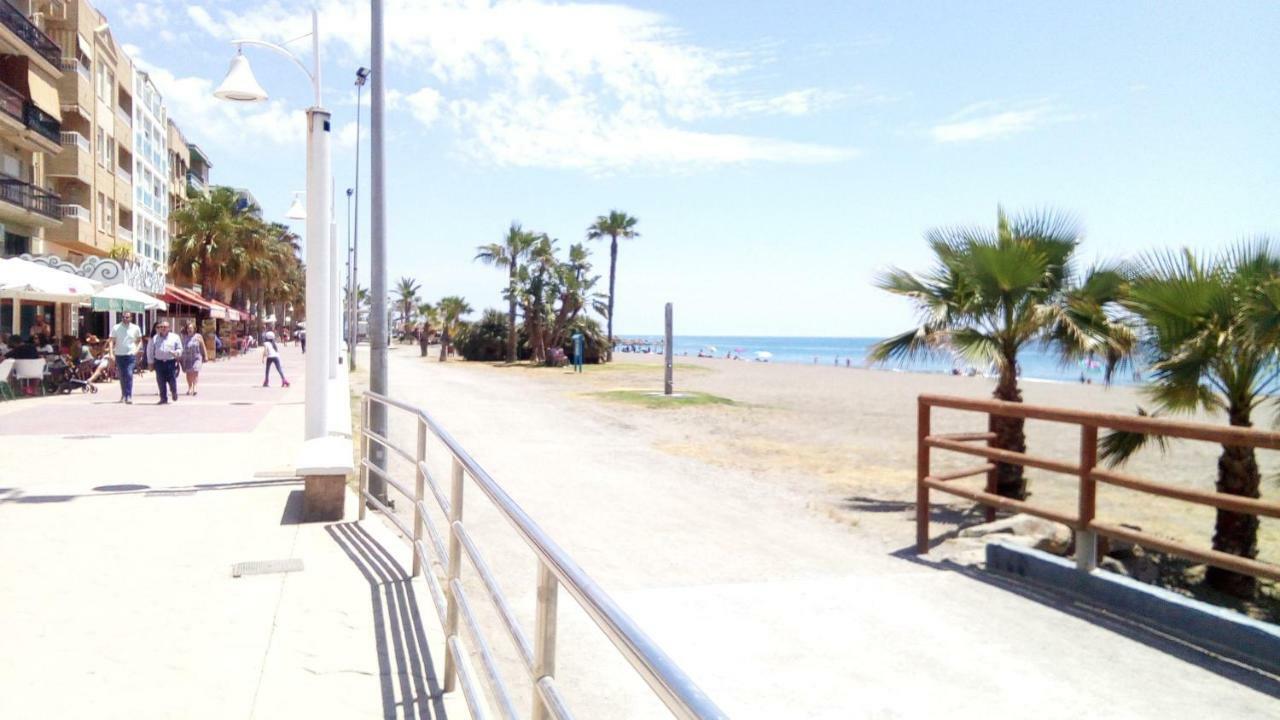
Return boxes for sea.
[615,335,1143,386]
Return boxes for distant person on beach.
[571,331,585,373]
[148,321,183,405]
[262,331,290,387]
[181,323,208,396]
[110,312,142,404]
[845,358,851,368]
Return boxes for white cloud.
[183,0,854,171]
[930,99,1067,144]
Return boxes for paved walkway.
[0,347,462,719]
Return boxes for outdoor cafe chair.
[0,358,14,400]
[13,358,46,396]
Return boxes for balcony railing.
[0,173,60,219]
[115,106,131,127]
[117,226,133,243]
[0,1,62,68]
[0,80,21,122]
[23,102,59,143]
[60,130,88,152]
[58,57,90,81]
[59,203,89,221]
[187,172,206,192]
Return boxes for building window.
[4,231,30,256]
[96,192,106,231]
[106,199,115,231]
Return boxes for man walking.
[110,312,142,404]
[148,321,183,405]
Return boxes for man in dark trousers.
[147,321,183,405]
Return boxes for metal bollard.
[442,456,464,692]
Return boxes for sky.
[96,1,1280,337]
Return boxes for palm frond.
[1100,407,1170,466]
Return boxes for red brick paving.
[0,347,305,436]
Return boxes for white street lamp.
[214,9,332,441]
[285,191,306,220]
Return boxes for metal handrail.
[360,390,728,720]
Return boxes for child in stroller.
[48,354,98,394]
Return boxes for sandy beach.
[349,345,1278,719]
[438,350,1279,572]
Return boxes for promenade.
[0,347,460,719]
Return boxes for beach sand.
[452,351,1279,586]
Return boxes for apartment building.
[132,69,166,266]
[0,0,64,258]
[43,0,136,266]
[187,141,210,196]
[166,117,188,228]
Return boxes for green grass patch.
[590,389,736,408]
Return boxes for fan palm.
[586,210,639,362]
[394,277,422,333]
[476,223,536,363]
[870,207,1129,500]
[1102,240,1280,598]
[170,186,246,299]
[437,295,473,361]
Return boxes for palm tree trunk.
[606,236,617,362]
[989,359,1027,500]
[1206,405,1260,598]
[439,329,449,361]
[507,267,517,364]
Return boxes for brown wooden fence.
[916,394,1280,581]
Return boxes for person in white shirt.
[261,331,290,387]
[110,312,143,404]
[147,320,183,405]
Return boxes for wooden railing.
[916,394,1280,581]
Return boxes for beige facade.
[0,1,65,258]
[42,0,135,262]
[167,117,188,236]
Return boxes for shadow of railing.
[327,521,448,720]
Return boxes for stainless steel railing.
[359,390,727,720]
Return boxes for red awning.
[161,285,225,319]
[208,299,243,322]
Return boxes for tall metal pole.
[302,8,330,440]
[345,187,353,365]
[350,72,365,371]
[664,302,673,395]
[368,0,389,502]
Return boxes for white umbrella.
[91,283,167,312]
[0,257,101,303]
[754,350,773,361]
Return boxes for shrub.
[455,309,509,361]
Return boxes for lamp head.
[214,49,268,103]
[285,192,306,220]
[355,67,370,87]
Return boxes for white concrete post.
[304,107,331,439]
[329,215,339,377]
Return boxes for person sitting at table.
[5,336,40,359]
[0,332,9,355]
[37,337,55,354]
[86,342,114,385]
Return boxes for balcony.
[59,203,89,222]
[117,226,133,244]
[23,102,58,143]
[116,106,131,128]
[116,166,132,185]
[0,79,21,121]
[58,57,90,83]
[0,2,62,68]
[0,173,61,227]
[187,171,207,195]
[60,130,88,152]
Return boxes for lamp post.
[350,66,369,371]
[214,8,331,440]
[368,0,389,504]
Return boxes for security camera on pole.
[214,8,331,440]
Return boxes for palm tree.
[870,207,1129,500]
[586,210,639,362]
[394,277,422,336]
[170,186,247,299]
[437,296,473,361]
[1102,240,1280,598]
[476,223,536,363]
[416,301,438,356]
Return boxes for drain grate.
[64,434,111,440]
[232,558,304,577]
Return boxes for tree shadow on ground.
[327,522,448,720]
[888,545,1280,698]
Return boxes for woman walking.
[262,331,290,388]
[180,323,208,396]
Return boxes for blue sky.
[97,1,1280,336]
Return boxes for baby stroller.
[50,356,97,394]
